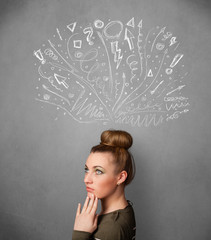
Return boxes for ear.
[117,170,128,185]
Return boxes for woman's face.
[84,152,119,199]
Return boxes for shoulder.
[94,203,136,240]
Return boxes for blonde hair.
[91,130,135,185]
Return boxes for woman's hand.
[74,194,98,233]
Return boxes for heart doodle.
[33,18,190,127]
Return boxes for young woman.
[72,130,136,240]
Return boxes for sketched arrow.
[137,20,143,33]
[54,73,69,89]
[124,28,135,50]
[166,85,186,96]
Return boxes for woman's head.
[84,130,135,199]
[91,130,135,186]
[84,151,124,199]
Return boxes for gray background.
[0,0,211,239]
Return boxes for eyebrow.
[85,164,104,169]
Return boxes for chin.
[87,192,93,198]
[87,191,103,199]
[87,192,98,198]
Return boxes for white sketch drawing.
[33,18,190,127]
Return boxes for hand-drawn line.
[111,41,123,69]
[86,62,100,82]
[103,21,123,39]
[125,102,164,114]
[73,40,82,48]
[142,28,155,79]
[97,31,113,94]
[138,50,144,79]
[166,102,190,111]
[56,28,63,40]
[38,81,109,122]
[41,84,70,105]
[162,31,172,41]
[173,42,180,51]
[112,72,126,111]
[170,54,183,68]
[36,98,108,123]
[150,80,164,95]
[126,55,138,83]
[38,65,63,92]
[66,36,116,114]
[124,28,135,50]
[164,96,189,102]
[155,87,166,98]
[94,19,104,29]
[83,27,94,45]
[54,73,69,89]
[156,42,165,51]
[150,27,166,52]
[166,85,186,95]
[78,48,98,74]
[137,20,144,78]
[44,48,58,61]
[169,36,177,46]
[73,97,104,118]
[49,61,73,73]
[114,79,120,99]
[69,88,108,120]
[48,40,78,73]
[34,49,46,64]
[114,48,168,114]
[116,113,164,127]
[166,109,189,121]
[38,58,111,120]
[137,20,143,48]
[67,33,81,61]
[126,17,135,28]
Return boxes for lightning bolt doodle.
[111,41,123,69]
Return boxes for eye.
[84,167,89,173]
[95,169,103,175]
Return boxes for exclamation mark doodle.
[166,53,184,75]
[33,49,46,64]
[170,54,184,68]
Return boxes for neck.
[100,185,128,215]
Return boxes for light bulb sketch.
[33,18,190,127]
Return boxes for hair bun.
[101,130,133,150]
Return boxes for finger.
[81,196,89,213]
[93,214,98,227]
[76,203,81,216]
[86,194,95,213]
[91,196,98,215]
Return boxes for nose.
[84,172,93,184]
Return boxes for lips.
[86,187,94,192]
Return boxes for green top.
[72,201,136,240]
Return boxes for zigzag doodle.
[33,18,190,127]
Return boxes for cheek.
[94,177,117,198]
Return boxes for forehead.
[86,152,115,168]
